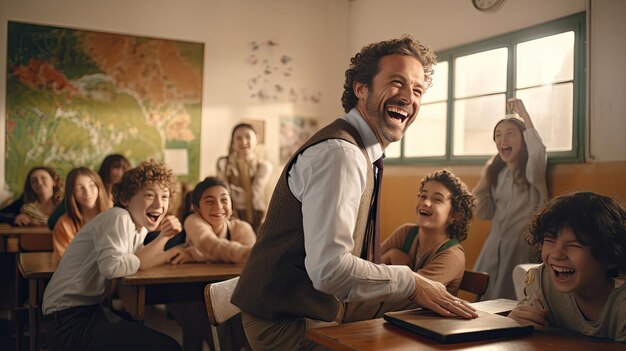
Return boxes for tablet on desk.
[383,308,533,344]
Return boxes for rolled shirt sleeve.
[289,139,415,303]
[95,208,143,279]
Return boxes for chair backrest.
[459,270,489,301]
[512,263,541,300]
[204,276,241,326]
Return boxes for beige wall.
[588,0,626,161]
[0,0,350,186]
[348,0,586,52]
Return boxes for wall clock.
[472,0,506,12]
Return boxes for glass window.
[390,13,585,165]
[455,48,508,99]
[403,61,448,158]
[516,32,575,88]
[453,94,507,156]
[405,102,447,157]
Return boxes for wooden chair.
[204,277,241,351]
[459,270,489,302]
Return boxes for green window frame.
[387,12,586,165]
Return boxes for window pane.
[455,48,508,98]
[517,31,574,88]
[404,102,447,157]
[422,61,448,103]
[386,140,401,158]
[516,84,573,151]
[453,94,507,156]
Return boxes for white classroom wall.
[0,0,624,188]
[0,0,350,187]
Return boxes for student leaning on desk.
[42,160,190,351]
[509,192,626,342]
[0,166,63,227]
[169,176,255,351]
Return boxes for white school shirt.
[287,108,415,302]
[42,207,148,315]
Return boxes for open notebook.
[384,307,533,344]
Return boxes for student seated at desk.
[509,192,626,342]
[170,177,255,351]
[381,169,475,296]
[48,153,132,229]
[42,161,189,351]
[183,177,256,263]
[52,167,110,259]
[5,166,63,227]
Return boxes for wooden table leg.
[118,284,145,321]
[28,279,37,351]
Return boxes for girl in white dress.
[473,98,548,300]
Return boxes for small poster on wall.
[279,116,318,164]
[5,21,204,194]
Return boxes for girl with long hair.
[52,167,109,258]
[14,166,63,227]
[473,98,548,300]
[98,153,132,206]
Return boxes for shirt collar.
[344,108,384,164]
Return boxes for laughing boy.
[42,161,187,351]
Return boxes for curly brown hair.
[112,161,178,208]
[341,35,437,113]
[420,169,475,241]
[527,191,626,278]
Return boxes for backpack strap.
[401,226,419,254]
[436,238,459,254]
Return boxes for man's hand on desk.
[410,273,478,319]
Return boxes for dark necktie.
[361,157,384,263]
[372,157,384,263]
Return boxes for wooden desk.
[118,262,242,320]
[18,253,242,347]
[307,316,623,351]
[18,252,58,351]
[0,224,52,252]
[1,227,52,349]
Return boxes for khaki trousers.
[242,297,417,350]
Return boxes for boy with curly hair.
[381,169,475,295]
[43,161,188,351]
[509,191,626,342]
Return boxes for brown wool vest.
[231,119,375,321]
